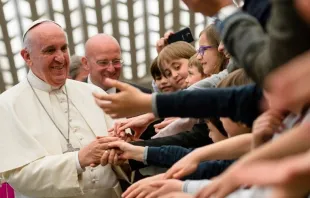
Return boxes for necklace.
[27,77,79,153]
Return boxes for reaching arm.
[164,134,252,179]
[155,84,262,127]
[152,118,198,139]
[235,122,310,167]
[190,133,252,162]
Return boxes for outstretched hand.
[164,152,200,179]
[107,140,145,162]
[109,113,156,139]
[122,174,165,198]
[93,78,153,118]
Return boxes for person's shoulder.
[66,79,106,94]
[0,80,29,104]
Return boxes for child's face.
[154,75,175,93]
[220,117,250,138]
[185,65,204,87]
[197,34,221,76]
[206,121,227,143]
[162,58,189,90]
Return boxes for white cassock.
[0,70,122,198]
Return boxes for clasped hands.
[78,132,144,169]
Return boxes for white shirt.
[87,74,116,94]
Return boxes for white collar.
[87,74,116,94]
[27,70,66,93]
[106,87,116,94]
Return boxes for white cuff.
[75,151,85,174]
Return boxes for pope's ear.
[21,49,32,67]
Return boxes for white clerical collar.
[106,87,116,94]
[27,70,65,92]
[87,74,116,94]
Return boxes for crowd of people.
[1,0,310,198]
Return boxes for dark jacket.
[155,84,262,127]
[243,0,271,30]
[130,123,212,170]
[147,145,234,180]
[221,0,310,84]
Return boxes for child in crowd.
[153,55,206,138]
[150,56,175,93]
[153,24,229,136]
[185,55,207,87]
[157,41,196,90]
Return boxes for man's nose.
[54,51,65,63]
[106,64,116,72]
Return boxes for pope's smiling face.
[22,22,70,87]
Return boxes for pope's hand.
[93,78,153,119]
[78,136,119,168]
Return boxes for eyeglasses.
[96,59,124,67]
[197,45,214,57]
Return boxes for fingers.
[108,127,114,133]
[154,122,166,129]
[94,97,113,112]
[164,167,180,179]
[107,141,124,150]
[123,184,148,198]
[92,91,114,101]
[149,180,166,188]
[97,78,128,92]
[118,122,132,132]
[108,149,116,164]
[100,150,110,166]
[97,136,120,143]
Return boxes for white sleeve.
[152,118,198,139]
[183,179,212,194]
[75,151,85,174]
[3,152,84,197]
